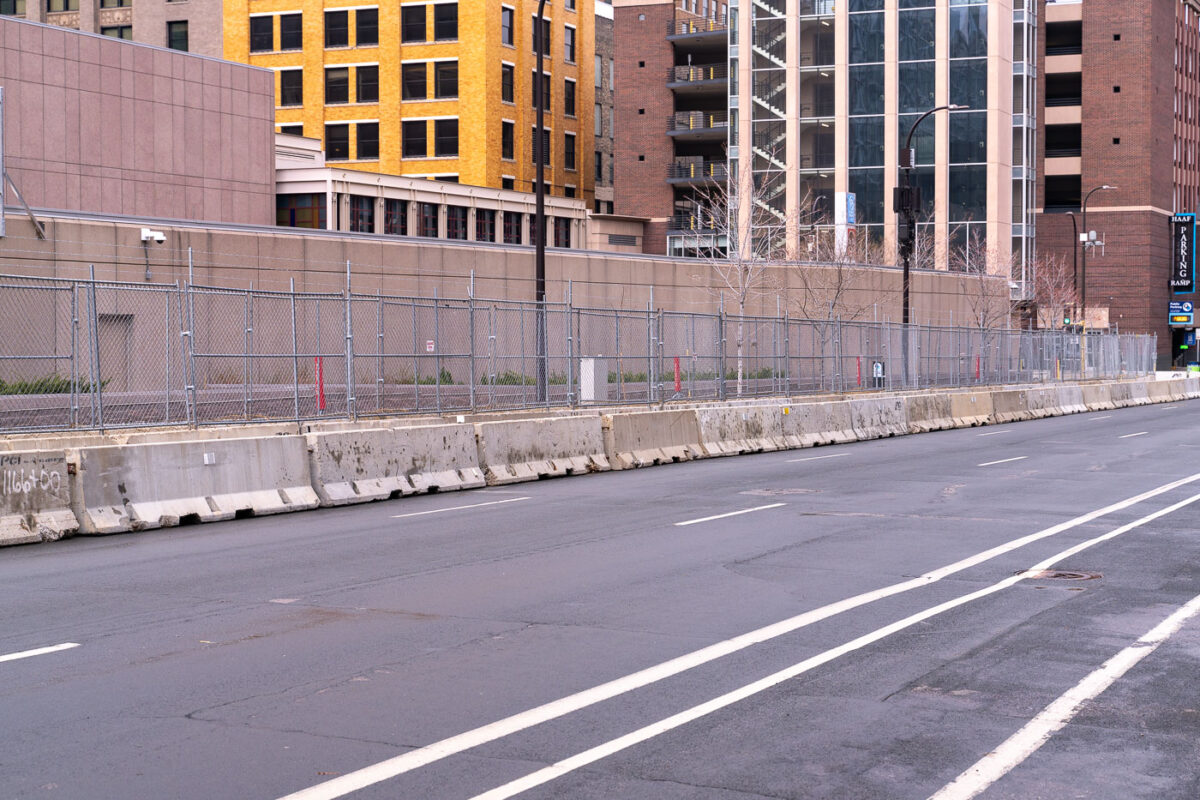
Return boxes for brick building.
[1036,0,1200,367]
[0,0,223,56]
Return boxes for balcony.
[668,212,719,233]
[667,110,729,141]
[667,17,728,46]
[667,160,728,184]
[667,63,729,94]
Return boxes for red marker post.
[315,356,326,412]
[674,356,682,393]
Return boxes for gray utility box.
[580,357,608,402]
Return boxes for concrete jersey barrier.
[991,389,1030,423]
[948,392,993,427]
[904,394,955,433]
[0,450,77,546]
[693,405,786,455]
[1081,384,1115,411]
[849,396,908,439]
[306,424,484,506]
[603,409,704,469]
[72,436,319,534]
[476,416,610,484]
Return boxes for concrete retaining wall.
[307,424,484,506]
[604,409,703,469]
[72,436,319,534]
[0,450,77,546]
[476,417,610,484]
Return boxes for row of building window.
[279,194,574,248]
[251,6,469,52]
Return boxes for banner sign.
[1171,213,1195,294]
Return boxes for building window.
[100,25,132,39]
[595,151,602,182]
[563,26,576,63]
[433,3,457,40]
[326,124,350,160]
[419,202,438,237]
[532,16,550,56]
[435,119,459,157]
[100,0,129,6]
[595,54,602,86]
[563,133,576,170]
[436,176,459,183]
[280,69,303,106]
[325,67,349,104]
[402,63,427,100]
[503,211,522,243]
[553,217,571,248]
[564,80,576,116]
[566,0,575,10]
[349,195,375,233]
[403,120,427,158]
[531,127,550,164]
[278,124,303,136]
[564,185,575,198]
[1,0,26,14]
[446,206,468,240]
[434,61,458,98]
[357,122,379,159]
[325,10,349,47]
[356,8,378,47]
[501,6,514,46]
[250,16,273,51]
[277,194,326,229]
[476,209,497,242]
[594,103,602,135]
[47,0,78,11]
[166,20,188,51]
[531,72,550,111]
[401,5,425,42]
[280,13,302,49]
[501,64,515,103]
[385,199,408,236]
[357,65,379,103]
[501,121,514,160]
[501,177,515,190]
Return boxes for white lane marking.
[674,503,786,527]
[1118,432,1148,439]
[929,590,1200,800]
[785,453,849,464]
[976,431,1010,437]
[275,471,1200,800]
[469,492,1200,800]
[1087,415,1113,421]
[0,643,80,664]
[1158,406,1178,410]
[390,497,530,519]
[977,456,1028,467]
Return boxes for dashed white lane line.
[391,497,530,518]
[785,453,849,464]
[977,456,1028,467]
[976,431,1010,437]
[929,589,1200,800]
[275,471,1200,800]
[1118,432,1148,439]
[469,491,1200,800]
[1087,415,1113,421]
[0,643,80,664]
[674,503,786,527]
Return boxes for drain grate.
[1022,569,1102,581]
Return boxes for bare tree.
[1030,251,1078,329]
[950,226,1014,331]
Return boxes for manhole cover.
[1022,569,1102,581]
[741,488,822,497]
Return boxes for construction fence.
[0,272,1157,432]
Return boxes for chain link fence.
[0,272,1158,432]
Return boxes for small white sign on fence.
[425,340,435,353]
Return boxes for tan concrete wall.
[0,213,1008,325]
[0,16,274,225]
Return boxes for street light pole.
[896,103,965,385]
[535,0,548,402]
[1079,184,1115,378]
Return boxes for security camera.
[140,227,166,243]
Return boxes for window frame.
[324,66,350,104]
[401,5,426,43]
[279,68,303,107]
[434,118,459,157]
[403,120,428,158]
[324,9,349,48]
[326,123,351,161]
[355,7,378,47]
[433,3,458,41]
[356,64,379,103]
[279,13,302,50]
[249,15,274,52]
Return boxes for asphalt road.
[3,400,1200,800]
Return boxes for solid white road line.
[977,456,1027,467]
[276,471,1200,800]
[785,453,849,464]
[390,497,530,519]
[674,503,785,527]
[0,643,80,664]
[929,590,1200,800]
[468,492,1200,800]
[976,431,1010,437]
[1118,432,1148,439]
[1086,415,1113,421]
